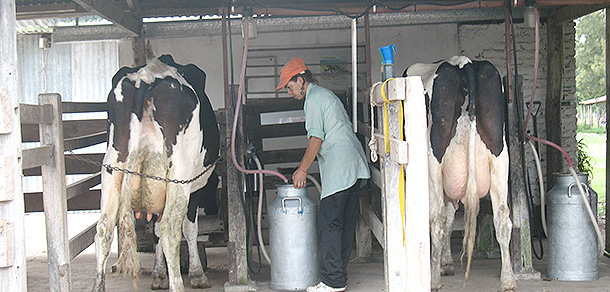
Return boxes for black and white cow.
[92,55,220,292]
[404,56,515,291]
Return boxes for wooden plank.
[246,123,306,140]
[61,102,106,113]
[19,104,53,125]
[257,148,305,164]
[360,201,384,248]
[63,132,106,151]
[66,173,100,200]
[606,7,610,255]
[244,97,304,113]
[22,145,53,170]
[69,222,96,260]
[545,16,564,188]
[71,0,141,36]
[0,0,27,288]
[23,153,105,176]
[38,93,71,292]
[25,190,101,213]
[22,119,106,142]
[402,77,430,290]
[197,215,225,234]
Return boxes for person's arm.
[292,136,322,188]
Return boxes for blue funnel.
[379,45,397,65]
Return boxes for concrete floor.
[25,212,610,292]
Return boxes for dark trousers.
[318,181,360,288]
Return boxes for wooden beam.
[553,4,610,24]
[22,145,53,170]
[605,7,610,255]
[360,201,384,248]
[63,132,106,151]
[545,16,564,187]
[69,222,96,260]
[19,104,53,125]
[66,173,101,201]
[71,0,141,36]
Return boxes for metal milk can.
[547,172,598,281]
[269,185,320,291]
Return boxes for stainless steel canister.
[269,185,320,291]
[547,172,598,281]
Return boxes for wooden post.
[505,76,537,277]
[39,93,71,292]
[132,35,147,67]
[355,13,373,259]
[222,13,248,287]
[402,77,431,290]
[546,16,565,186]
[375,77,430,291]
[0,0,27,290]
[606,8,610,255]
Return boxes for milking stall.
[3,0,610,291]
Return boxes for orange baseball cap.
[275,57,309,91]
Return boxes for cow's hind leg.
[152,224,170,290]
[441,201,456,276]
[183,210,210,288]
[160,184,189,292]
[92,173,121,292]
[489,149,516,291]
[429,160,445,291]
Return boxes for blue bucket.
[379,44,397,64]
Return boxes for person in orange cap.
[276,57,370,292]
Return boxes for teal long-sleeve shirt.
[304,83,370,199]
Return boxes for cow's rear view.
[405,56,515,291]
[93,55,219,292]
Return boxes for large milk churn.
[269,185,320,291]
[547,173,598,281]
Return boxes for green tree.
[575,10,606,103]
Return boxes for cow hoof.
[440,265,455,276]
[151,275,169,290]
[190,275,211,289]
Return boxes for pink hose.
[522,7,573,168]
[230,19,289,183]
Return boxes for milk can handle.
[567,182,589,199]
[281,197,303,213]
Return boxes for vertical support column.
[546,16,564,186]
[351,18,358,133]
[39,93,70,292]
[0,0,27,290]
[506,77,537,276]
[132,35,146,67]
[402,77,431,291]
[222,13,248,288]
[606,8,610,255]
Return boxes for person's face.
[286,77,305,100]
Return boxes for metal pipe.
[351,17,358,133]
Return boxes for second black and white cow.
[404,56,515,291]
[92,55,220,292]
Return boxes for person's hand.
[292,168,307,188]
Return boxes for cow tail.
[461,117,480,288]
[115,186,140,288]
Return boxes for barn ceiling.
[15,0,610,36]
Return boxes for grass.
[576,132,606,215]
